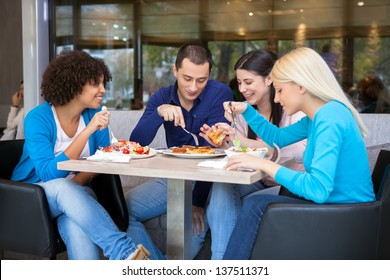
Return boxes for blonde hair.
[271,47,368,137]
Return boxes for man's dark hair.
[175,43,213,73]
[41,50,112,106]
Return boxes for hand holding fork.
[102,106,118,145]
[228,101,240,148]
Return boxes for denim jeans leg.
[57,215,101,259]
[206,182,264,260]
[38,178,136,260]
[125,178,168,260]
[223,194,307,260]
[191,214,210,259]
[56,186,100,260]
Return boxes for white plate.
[224,147,268,158]
[131,148,157,159]
[163,149,226,159]
[86,148,157,162]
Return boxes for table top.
[58,154,294,185]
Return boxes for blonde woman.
[222,47,375,260]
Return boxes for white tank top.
[51,106,90,159]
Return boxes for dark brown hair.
[41,50,112,106]
[234,49,282,126]
[175,43,213,73]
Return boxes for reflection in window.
[52,0,390,112]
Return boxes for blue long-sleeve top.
[11,102,109,183]
[131,80,234,206]
[242,101,375,204]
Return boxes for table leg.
[166,178,192,260]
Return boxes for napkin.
[86,150,131,163]
[197,159,227,169]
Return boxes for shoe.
[127,244,151,260]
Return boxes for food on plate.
[224,146,268,158]
[171,145,216,155]
[100,140,150,155]
[207,128,226,146]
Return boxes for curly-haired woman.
[12,50,150,260]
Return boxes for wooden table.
[58,153,293,260]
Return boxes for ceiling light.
[357,1,365,6]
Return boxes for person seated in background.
[192,50,307,259]
[0,81,24,140]
[222,47,375,260]
[126,43,234,259]
[11,50,150,260]
[357,75,390,113]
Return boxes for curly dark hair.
[41,50,112,106]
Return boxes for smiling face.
[273,81,304,115]
[74,76,105,109]
[173,58,210,108]
[236,69,271,106]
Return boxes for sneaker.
[127,244,151,260]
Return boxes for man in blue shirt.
[126,43,234,259]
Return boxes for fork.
[181,126,199,146]
[102,106,118,145]
[229,101,240,148]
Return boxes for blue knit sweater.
[242,101,375,203]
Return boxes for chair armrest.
[0,179,63,257]
[90,174,129,231]
[250,202,380,260]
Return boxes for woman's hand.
[86,110,110,134]
[225,154,281,179]
[223,101,248,115]
[192,206,205,236]
[225,154,264,171]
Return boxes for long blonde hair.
[271,47,368,137]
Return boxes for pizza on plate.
[171,145,216,155]
[100,140,150,155]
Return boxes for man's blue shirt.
[130,80,233,207]
[131,80,233,148]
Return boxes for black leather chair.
[250,149,390,260]
[0,140,129,259]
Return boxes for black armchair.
[250,149,390,260]
[0,140,129,259]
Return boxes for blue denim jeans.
[125,178,208,260]
[124,178,167,260]
[223,194,308,260]
[38,178,136,260]
[191,181,267,259]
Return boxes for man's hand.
[192,205,205,236]
[157,104,185,127]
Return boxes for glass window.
[52,0,390,113]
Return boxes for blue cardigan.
[12,102,109,183]
[242,101,375,204]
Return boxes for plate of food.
[163,145,226,159]
[87,140,156,162]
[224,146,268,158]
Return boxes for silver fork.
[229,102,240,148]
[181,126,199,146]
[102,106,118,145]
